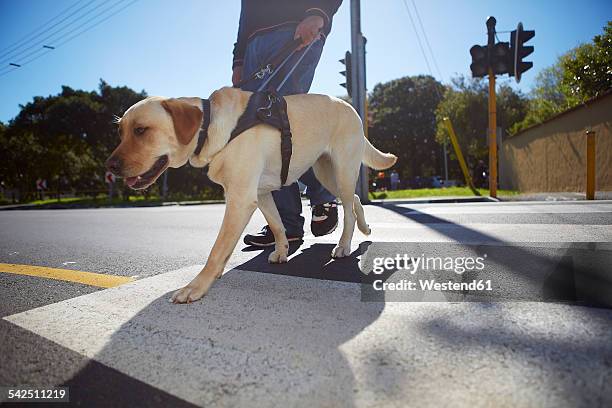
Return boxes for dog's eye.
[134,127,147,135]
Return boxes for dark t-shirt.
[232,0,342,69]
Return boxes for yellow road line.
[0,263,135,288]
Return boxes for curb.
[369,196,499,204]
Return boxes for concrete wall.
[500,93,612,193]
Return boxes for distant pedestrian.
[390,170,400,190]
[376,171,387,191]
[473,160,488,188]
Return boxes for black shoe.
[243,225,303,247]
[311,201,338,237]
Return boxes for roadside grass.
[25,195,157,205]
[2,189,225,209]
[7,195,165,208]
[369,187,519,200]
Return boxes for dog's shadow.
[238,241,372,283]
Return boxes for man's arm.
[231,2,247,84]
[303,0,342,31]
[295,1,342,48]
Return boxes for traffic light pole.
[488,70,497,198]
[486,17,498,198]
[350,0,369,203]
[470,17,534,198]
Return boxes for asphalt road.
[1,200,612,407]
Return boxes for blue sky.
[0,0,610,123]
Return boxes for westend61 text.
[372,279,493,292]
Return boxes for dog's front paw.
[268,249,288,264]
[171,279,212,304]
[332,244,351,258]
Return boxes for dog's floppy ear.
[161,98,203,145]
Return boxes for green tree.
[5,86,102,195]
[0,79,225,201]
[509,59,574,134]
[435,76,528,178]
[562,21,612,102]
[368,75,445,181]
[511,21,611,133]
[1,80,147,198]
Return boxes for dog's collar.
[194,98,211,156]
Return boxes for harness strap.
[230,91,293,186]
[273,93,293,186]
[194,98,211,156]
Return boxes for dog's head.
[105,97,203,190]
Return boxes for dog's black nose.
[105,156,123,175]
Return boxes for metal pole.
[586,130,596,200]
[486,17,498,198]
[488,70,497,198]
[351,0,369,203]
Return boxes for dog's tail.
[362,138,397,170]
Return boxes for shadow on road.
[417,302,612,406]
[53,265,384,407]
[372,202,612,307]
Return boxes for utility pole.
[486,17,497,198]
[350,0,369,203]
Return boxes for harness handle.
[234,37,303,89]
[275,39,318,93]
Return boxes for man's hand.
[232,66,243,87]
[294,15,324,49]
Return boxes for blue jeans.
[241,26,336,237]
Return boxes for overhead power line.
[410,0,445,81]
[400,0,447,84]
[401,0,433,77]
[0,0,85,57]
[0,0,139,79]
[0,0,99,63]
[2,0,127,66]
[0,0,108,65]
[54,0,138,48]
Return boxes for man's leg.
[300,168,336,205]
[241,28,337,244]
[279,39,338,236]
[239,29,307,243]
[270,183,304,237]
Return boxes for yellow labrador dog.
[106,87,396,303]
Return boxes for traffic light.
[490,41,511,75]
[469,45,488,78]
[339,50,352,97]
[510,22,535,82]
